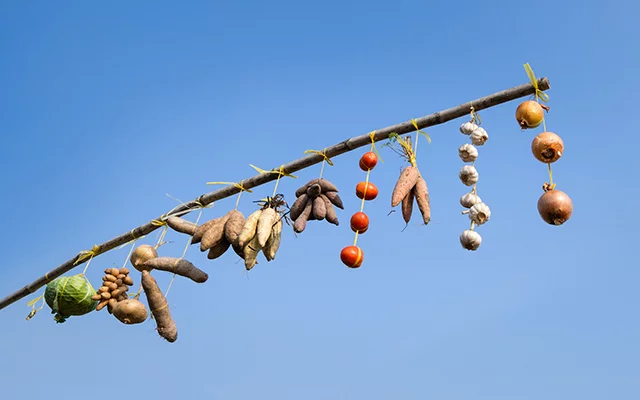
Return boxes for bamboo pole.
[0,77,550,311]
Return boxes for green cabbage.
[45,274,98,323]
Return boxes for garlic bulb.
[470,127,488,146]
[458,143,478,163]
[459,122,478,135]
[458,165,479,186]
[460,192,482,208]
[460,230,482,251]
[469,202,491,225]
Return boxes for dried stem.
[0,77,550,311]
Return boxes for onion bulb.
[531,132,564,163]
[130,245,158,272]
[515,100,545,129]
[537,188,573,225]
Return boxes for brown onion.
[532,132,564,163]
[130,244,158,272]
[515,100,545,129]
[537,189,573,225]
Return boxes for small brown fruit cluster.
[92,267,134,313]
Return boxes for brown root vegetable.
[101,292,111,300]
[223,210,245,245]
[237,209,262,248]
[112,299,148,325]
[392,166,420,207]
[141,271,177,342]
[98,286,110,293]
[91,293,102,301]
[263,218,283,261]
[256,208,277,248]
[166,216,197,236]
[96,299,109,311]
[104,274,117,283]
[115,279,123,286]
[232,242,245,259]
[306,183,322,199]
[312,196,326,220]
[143,257,208,283]
[289,194,309,221]
[123,276,134,286]
[105,282,118,291]
[107,298,118,314]
[293,198,313,233]
[295,178,339,197]
[111,286,129,298]
[107,268,120,277]
[207,238,231,260]
[200,217,228,252]
[320,195,339,225]
[401,188,415,224]
[414,176,431,225]
[119,267,130,275]
[324,191,344,210]
[537,188,573,225]
[192,214,229,245]
[243,235,262,271]
[130,245,158,272]
[531,132,564,163]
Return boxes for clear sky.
[0,1,638,399]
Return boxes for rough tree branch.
[0,77,550,311]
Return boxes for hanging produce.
[290,178,343,232]
[141,270,178,342]
[457,108,491,251]
[385,130,431,226]
[92,267,134,313]
[340,134,382,268]
[45,274,98,323]
[519,63,573,226]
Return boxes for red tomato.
[340,246,364,268]
[355,181,378,200]
[350,212,370,233]
[359,152,378,171]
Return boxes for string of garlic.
[458,110,491,251]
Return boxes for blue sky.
[0,1,638,399]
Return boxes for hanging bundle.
[44,274,98,323]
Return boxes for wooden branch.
[0,77,550,311]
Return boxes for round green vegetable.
[44,274,98,323]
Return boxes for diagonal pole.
[0,77,550,311]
